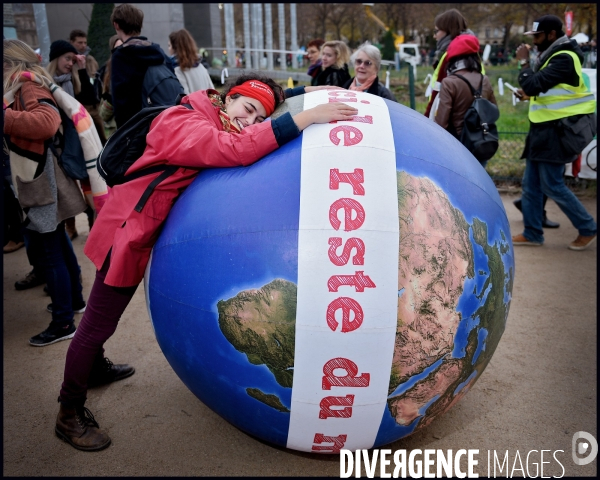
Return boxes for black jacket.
[111,36,173,128]
[518,39,588,163]
[342,76,397,102]
[313,64,351,87]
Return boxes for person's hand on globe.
[292,102,358,131]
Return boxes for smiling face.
[321,46,337,68]
[224,94,268,130]
[57,52,76,75]
[354,51,378,84]
[306,46,320,65]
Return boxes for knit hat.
[446,35,480,60]
[49,40,78,62]
[524,15,564,36]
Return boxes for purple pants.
[59,254,138,407]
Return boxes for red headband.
[228,80,276,117]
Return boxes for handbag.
[557,113,597,157]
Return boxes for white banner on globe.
[287,90,399,452]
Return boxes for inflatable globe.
[144,90,514,453]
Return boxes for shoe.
[512,234,542,246]
[55,403,111,451]
[569,234,597,251]
[3,240,25,253]
[47,302,86,314]
[29,324,76,347]
[542,212,560,229]
[513,198,522,212]
[88,357,135,388]
[14,269,45,291]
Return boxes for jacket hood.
[118,37,166,67]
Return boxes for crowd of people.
[3,4,596,454]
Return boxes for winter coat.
[174,62,214,94]
[111,36,172,128]
[313,64,351,87]
[435,70,497,138]
[4,81,86,232]
[84,89,300,287]
[342,76,397,102]
[519,39,589,163]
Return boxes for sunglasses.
[434,28,440,33]
[354,58,373,67]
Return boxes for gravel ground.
[3,193,596,477]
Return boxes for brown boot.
[55,403,111,451]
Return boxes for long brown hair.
[169,29,199,71]
[435,9,468,40]
[3,38,54,93]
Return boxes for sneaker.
[569,234,597,251]
[14,269,46,291]
[88,357,135,388]
[55,403,111,451]
[29,324,76,347]
[512,234,542,246]
[47,302,86,314]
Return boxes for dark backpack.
[96,98,192,212]
[141,62,184,108]
[453,73,500,163]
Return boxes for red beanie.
[446,35,480,60]
[228,80,276,117]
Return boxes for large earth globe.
[144,90,514,453]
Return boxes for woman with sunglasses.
[342,42,396,101]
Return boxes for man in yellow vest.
[512,15,597,250]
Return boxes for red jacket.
[84,90,279,287]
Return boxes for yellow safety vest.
[428,52,447,99]
[529,50,596,123]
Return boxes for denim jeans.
[26,222,84,329]
[522,160,597,243]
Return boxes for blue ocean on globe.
[146,99,514,450]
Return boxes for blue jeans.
[26,223,84,329]
[522,160,597,243]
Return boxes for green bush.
[87,3,115,67]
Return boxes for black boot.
[88,357,135,388]
[542,211,560,228]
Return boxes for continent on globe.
[391,171,474,391]
[217,279,297,388]
[387,172,512,431]
[246,388,290,413]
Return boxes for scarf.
[349,74,377,92]
[533,35,572,72]
[447,59,468,74]
[307,60,322,79]
[53,72,74,98]
[207,91,240,133]
[3,72,108,213]
[435,34,452,63]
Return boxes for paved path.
[3,193,596,476]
